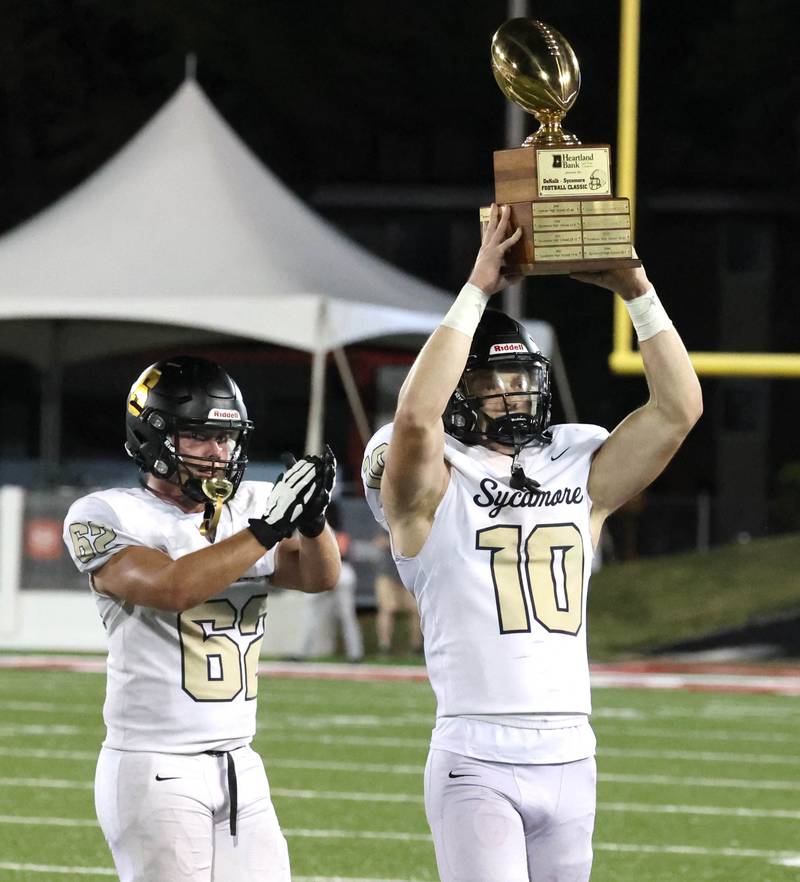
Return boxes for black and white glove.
[291,445,336,538]
[248,455,323,549]
[247,445,337,548]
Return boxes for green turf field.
[0,667,798,882]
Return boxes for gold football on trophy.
[491,18,581,147]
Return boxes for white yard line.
[307,830,800,864]
[0,815,98,827]
[594,842,800,861]
[596,725,798,744]
[0,777,93,790]
[593,702,796,724]
[4,755,800,795]
[698,701,800,717]
[0,863,116,877]
[599,801,800,820]
[291,878,422,882]
[280,790,800,819]
[2,784,799,821]
[0,746,96,761]
[284,828,432,842]
[0,867,419,882]
[0,813,798,866]
[0,701,97,713]
[0,724,82,736]
[3,851,800,878]
[600,771,800,792]
[272,788,422,803]
[589,671,800,695]
[271,764,800,792]
[600,746,800,765]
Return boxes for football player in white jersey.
[361,205,702,882]
[63,355,341,882]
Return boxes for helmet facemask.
[442,309,553,491]
[443,309,553,452]
[461,364,549,449]
[170,421,250,505]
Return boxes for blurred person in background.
[373,531,423,656]
[361,205,702,882]
[63,355,340,882]
[299,500,364,662]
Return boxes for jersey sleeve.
[63,495,147,574]
[550,423,610,461]
[574,423,610,456]
[361,423,394,531]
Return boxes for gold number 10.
[476,523,584,636]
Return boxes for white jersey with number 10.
[362,422,608,718]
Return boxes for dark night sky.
[3,1,799,227]
[1,0,800,532]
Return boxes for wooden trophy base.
[510,257,642,276]
[482,144,642,277]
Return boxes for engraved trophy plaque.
[482,18,641,276]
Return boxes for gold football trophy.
[482,18,641,275]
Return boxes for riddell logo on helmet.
[489,343,525,355]
[208,408,240,420]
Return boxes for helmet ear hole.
[443,387,480,443]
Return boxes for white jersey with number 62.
[63,482,277,754]
[362,422,608,718]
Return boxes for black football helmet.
[125,356,253,504]
[443,309,552,449]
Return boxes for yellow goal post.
[613,0,800,378]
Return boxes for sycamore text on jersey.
[472,478,585,519]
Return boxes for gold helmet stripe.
[127,367,163,416]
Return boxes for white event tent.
[0,76,572,654]
[0,76,562,454]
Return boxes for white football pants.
[425,748,596,882]
[95,745,290,882]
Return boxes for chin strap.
[509,429,541,493]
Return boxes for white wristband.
[625,286,673,342]
[441,283,491,337]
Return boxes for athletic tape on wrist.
[624,287,673,342]
[440,283,491,337]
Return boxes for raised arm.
[382,205,521,556]
[574,261,703,537]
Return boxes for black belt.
[205,748,240,836]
